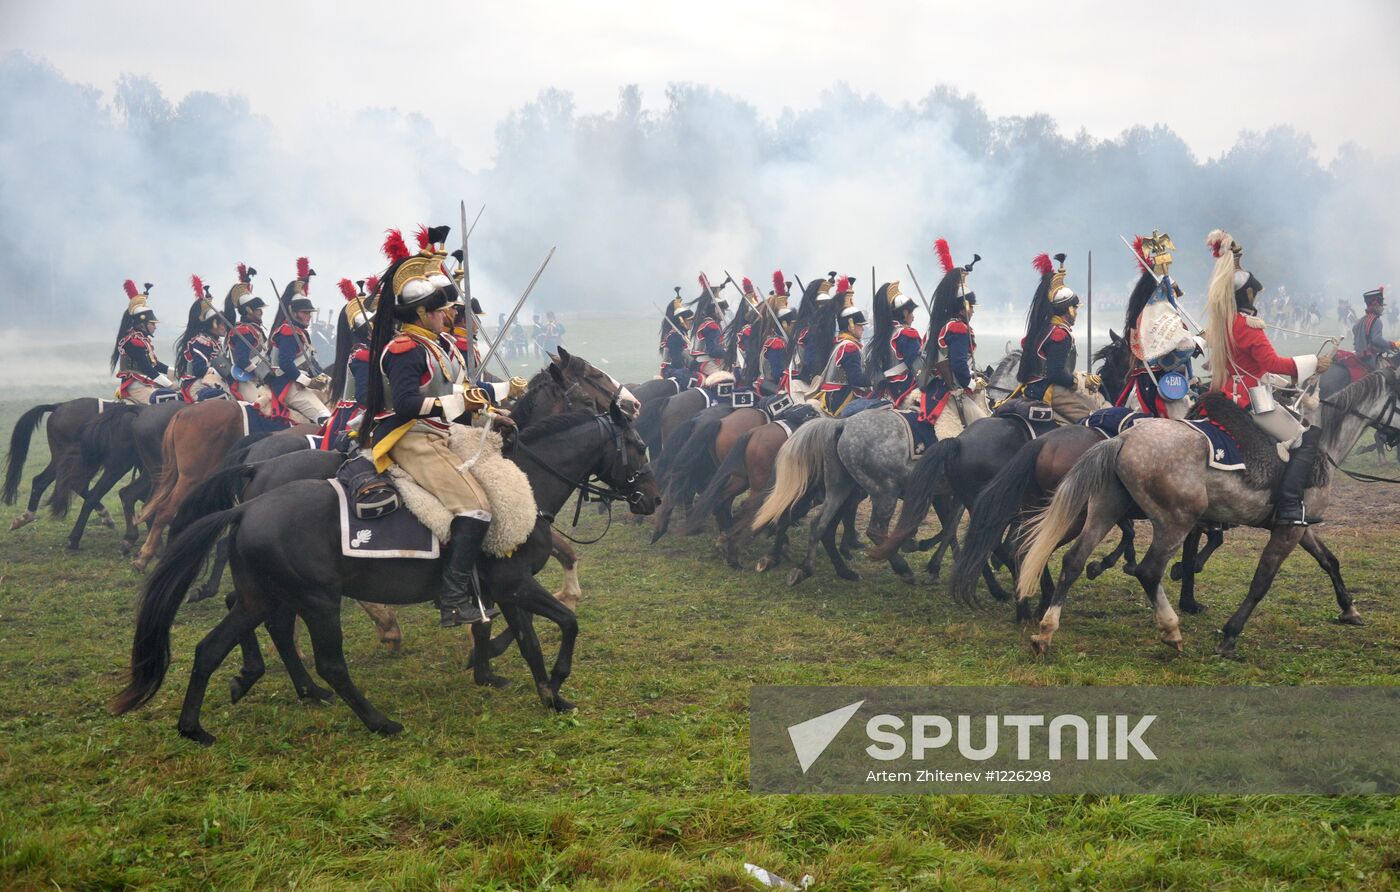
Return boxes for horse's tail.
[868,438,960,561]
[653,410,706,480]
[667,412,727,504]
[137,414,184,523]
[950,437,1048,604]
[221,432,274,468]
[751,417,842,531]
[111,502,249,715]
[636,394,671,453]
[1016,437,1123,601]
[169,463,256,538]
[3,403,57,505]
[682,426,757,535]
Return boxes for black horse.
[113,403,659,744]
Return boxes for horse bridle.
[516,413,653,541]
[1316,369,1400,483]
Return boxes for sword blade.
[477,247,555,374]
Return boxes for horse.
[647,401,770,542]
[4,397,115,531]
[181,349,629,608]
[1014,369,1400,657]
[112,403,659,743]
[868,340,1131,601]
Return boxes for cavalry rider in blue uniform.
[113,280,174,405]
[174,276,230,402]
[918,239,981,425]
[269,257,331,425]
[748,271,797,396]
[795,273,838,386]
[362,226,514,628]
[1353,287,1396,370]
[817,278,871,416]
[690,274,728,382]
[659,289,696,389]
[866,280,922,408]
[223,263,288,423]
[320,275,377,449]
[726,276,762,387]
[1015,252,1101,423]
[1116,232,1201,419]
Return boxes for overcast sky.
[6,0,1398,166]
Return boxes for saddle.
[993,398,1059,440]
[770,402,819,436]
[329,455,438,560]
[1188,392,1327,490]
[896,409,937,459]
[1080,407,1147,439]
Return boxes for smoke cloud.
[2,51,1396,339]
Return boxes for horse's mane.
[512,354,591,430]
[518,410,600,445]
[1321,369,1391,451]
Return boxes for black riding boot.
[439,516,499,627]
[1273,427,1325,527]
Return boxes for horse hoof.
[1215,638,1239,659]
[1169,562,1183,582]
[188,587,217,605]
[99,515,116,530]
[755,555,778,573]
[1162,634,1184,653]
[8,512,35,531]
[1121,563,1138,576]
[131,558,148,573]
[179,726,216,747]
[1029,636,1051,657]
[65,542,80,553]
[1338,608,1365,626]
[382,638,403,653]
[898,572,918,587]
[836,568,861,582]
[373,720,404,736]
[649,530,666,545]
[475,673,512,689]
[299,685,335,704]
[229,677,257,704]
[1178,600,1207,615]
[787,568,810,587]
[1085,562,1104,580]
[552,694,577,713]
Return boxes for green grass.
[3,391,1400,890]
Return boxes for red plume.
[190,274,204,298]
[698,273,711,291]
[123,279,139,299]
[236,262,248,283]
[296,256,310,279]
[382,230,410,263]
[935,238,954,274]
[742,277,754,294]
[365,274,380,296]
[414,225,431,251]
[772,270,786,296]
[1132,235,1152,269]
[338,278,357,301]
[836,275,850,294]
[1032,253,1053,276]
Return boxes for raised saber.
[460,201,479,379]
[1086,250,1093,374]
[476,247,555,375]
[904,264,934,315]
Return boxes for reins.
[1316,377,1400,485]
[514,413,650,544]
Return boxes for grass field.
[3,360,1400,888]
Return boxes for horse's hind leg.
[9,463,56,529]
[1298,530,1362,626]
[1175,526,1206,614]
[189,536,231,604]
[66,464,125,550]
[1217,526,1305,657]
[118,472,149,553]
[550,533,582,611]
[867,489,915,583]
[1028,493,1126,655]
[925,500,964,581]
[470,619,512,688]
[1087,518,1135,579]
[178,599,268,745]
[300,598,402,735]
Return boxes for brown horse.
[649,404,769,541]
[132,400,318,570]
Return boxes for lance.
[1118,234,1202,334]
[904,264,934,315]
[476,247,555,376]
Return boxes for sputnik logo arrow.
[787,699,865,773]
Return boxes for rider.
[659,289,696,389]
[223,263,287,422]
[1117,232,1201,419]
[113,280,173,405]
[751,271,797,396]
[727,277,762,386]
[362,226,513,628]
[796,273,838,386]
[174,276,230,402]
[919,239,981,423]
[816,279,870,415]
[1353,287,1395,370]
[866,281,922,407]
[1203,229,1331,527]
[269,257,330,425]
[690,275,727,381]
[320,276,376,448]
[1016,252,1101,423]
